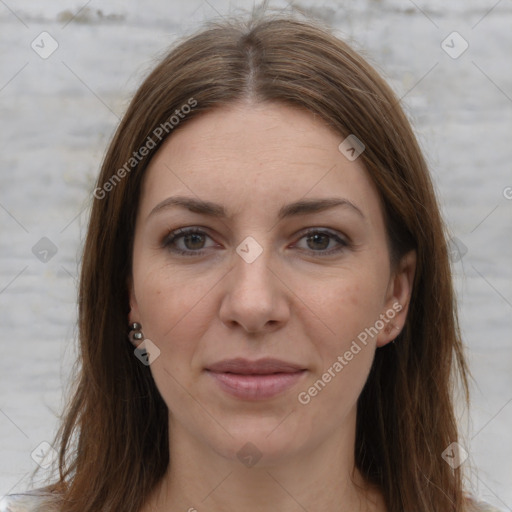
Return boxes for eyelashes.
[161,227,350,257]
[162,228,214,256]
[294,228,349,255]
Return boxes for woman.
[0,11,503,512]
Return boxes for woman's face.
[128,102,414,466]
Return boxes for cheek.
[134,261,213,336]
[134,269,217,411]
[308,274,386,351]
[133,264,220,379]
[298,271,385,403]
[297,284,380,419]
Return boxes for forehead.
[138,102,384,226]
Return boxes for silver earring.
[128,322,144,345]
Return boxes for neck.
[143,409,386,512]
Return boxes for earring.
[128,322,144,345]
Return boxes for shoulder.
[1,490,504,512]
[0,488,61,512]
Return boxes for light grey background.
[1,0,511,509]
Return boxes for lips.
[205,357,306,375]
[204,358,307,400]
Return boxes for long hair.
[38,11,471,512]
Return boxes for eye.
[162,227,216,256]
[293,228,349,256]
[162,227,350,257]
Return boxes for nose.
[218,242,290,334]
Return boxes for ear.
[376,250,416,348]
[127,274,141,345]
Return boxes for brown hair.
[36,10,472,512]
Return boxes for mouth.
[205,357,306,374]
[204,368,307,400]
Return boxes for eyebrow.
[147,195,365,222]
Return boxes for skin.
[128,101,416,512]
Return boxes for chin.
[208,421,309,468]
